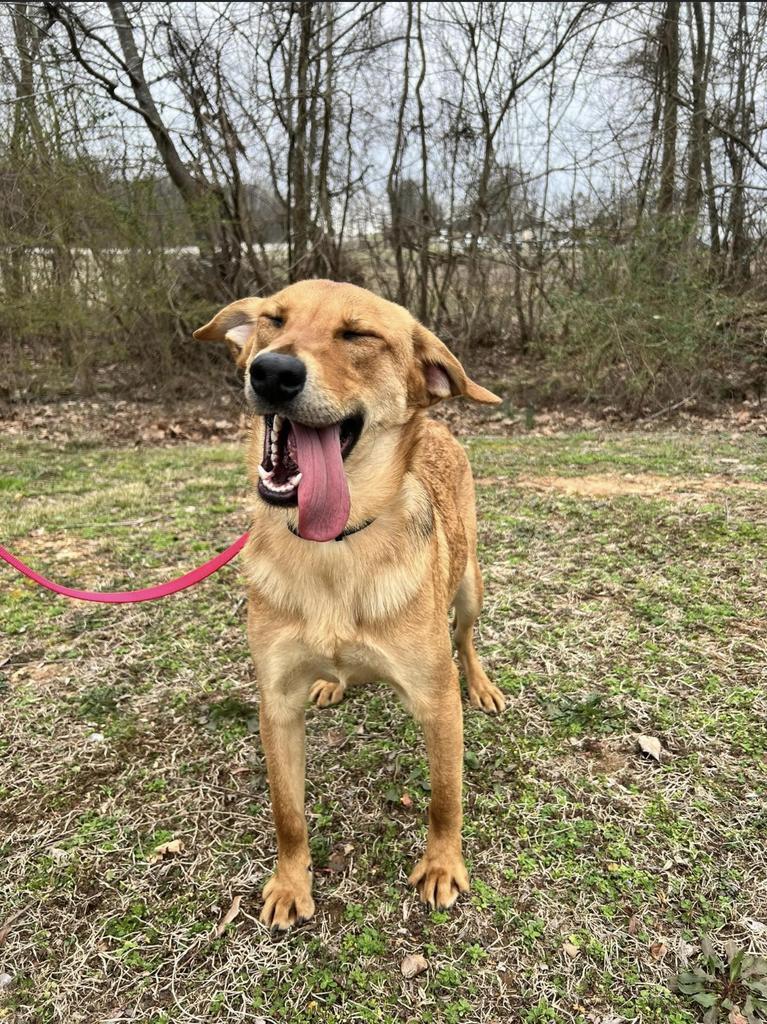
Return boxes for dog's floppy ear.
[194,297,264,367]
[412,323,501,405]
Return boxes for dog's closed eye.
[264,314,284,328]
[340,327,380,342]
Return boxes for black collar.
[288,518,376,542]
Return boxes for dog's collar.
[288,518,376,542]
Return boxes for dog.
[195,279,506,929]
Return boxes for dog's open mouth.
[258,413,363,542]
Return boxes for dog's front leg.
[258,685,315,930]
[408,659,470,909]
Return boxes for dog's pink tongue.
[290,422,350,542]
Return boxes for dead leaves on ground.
[213,895,241,938]
[637,734,663,762]
[400,953,428,979]
[649,940,669,961]
[327,843,355,874]
[0,398,246,447]
[138,418,239,445]
[147,838,184,864]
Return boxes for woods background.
[1,0,766,414]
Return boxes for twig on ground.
[639,397,694,422]
[0,903,33,946]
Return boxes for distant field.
[1,429,766,1023]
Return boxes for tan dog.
[195,279,505,930]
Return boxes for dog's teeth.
[274,414,283,432]
[258,465,269,480]
[290,473,302,485]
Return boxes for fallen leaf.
[401,953,428,979]
[0,972,14,990]
[213,895,241,938]
[400,792,413,808]
[649,941,668,960]
[563,942,580,959]
[637,735,662,761]
[627,915,639,935]
[729,1010,748,1024]
[147,838,184,863]
[676,939,696,961]
[328,848,348,873]
[743,917,767,933]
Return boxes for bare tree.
[657,0,679,217]
[1,0,766,408]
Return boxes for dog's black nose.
[250,353,307,405]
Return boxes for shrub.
[535,223,756,413]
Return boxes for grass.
[1,426,766,1023]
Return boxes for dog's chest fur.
[244,420,470,694]
[244,484,441,689]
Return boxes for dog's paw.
[310,679,346,708]
[468,677,506,714]
[409,851,469,909]
[260,871,315,931]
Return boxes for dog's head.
[195,279,500,542]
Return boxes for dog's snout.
[250,352,307,405]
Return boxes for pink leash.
[0,533,249,604]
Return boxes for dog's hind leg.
[453,557,506,713]
[309,679,346,707]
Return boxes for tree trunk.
[658,0,680,217]
[700,2,721,266]
[386,2,413,307]
[107,2,207,214]
[683,1,706,225]
[725,0,750,283]
[414,4,429,323]
[316,2,338,277]
[10,4,44,156]
[290,1,313,281]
